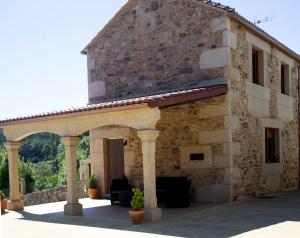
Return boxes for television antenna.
[254,14,274,25]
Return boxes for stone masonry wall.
[155,95,231,202]
[229,19,299,201]
[86,0,227,103]
[22,184,86,206]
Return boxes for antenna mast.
[254,14,274,25]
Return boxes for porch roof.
[0,85,227,126]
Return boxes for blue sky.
[0,0,299,119]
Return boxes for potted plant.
[0,190,7,213]
[88,175,98,199]
[129,188,145,224]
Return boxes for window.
[190,153,204,161]
[252,48,264,85]
[281,63,290,95]
[265,128,280,163]
[252,49,259,84]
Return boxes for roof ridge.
[196,0,235,12]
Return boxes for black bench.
[156,177,191,208]
[110,179,132,205]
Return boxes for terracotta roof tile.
[0,85,227,125]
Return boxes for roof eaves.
[0,103,149,127]
[147,85,228,108]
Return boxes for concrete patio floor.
[1,190,300,238]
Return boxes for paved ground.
[1,191,300,238]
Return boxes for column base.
[144,207,162,222]
[64,202,83,216]
[7,200,24,211]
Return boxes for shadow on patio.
[3,191,300,238]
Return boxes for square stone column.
[137,129,162,222]
[4,142,24,211]
[89,136,107,195]
[61,137,83,216]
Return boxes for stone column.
[137,129,162,222]
[89,134,107,195]
[61,137,83,216]
[4,142,24,211]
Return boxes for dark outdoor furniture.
[156,177,191,208]
[119,191,133,207]
[110,178,132,204]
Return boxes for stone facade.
[82,0,300,202]
[156,95,231,202]
[229,19,299,200]
[85,0,227,103]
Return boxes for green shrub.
[0,146,9,190]
[88,175,97,189]
[130,188,144,211]
[77,133,90,161]
[19,160,35,192]
[0,190,6,200]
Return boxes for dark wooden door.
[107,139,125,188]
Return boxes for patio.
[1,198,219,223]
[1,198,219,238]
[2,191,300,238]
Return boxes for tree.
[19,133,60,162]
[0,146,9,190]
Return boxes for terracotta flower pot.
[129,210,145,224]
[1,199,7,213]
[88,188,97,199]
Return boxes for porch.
[1,103,163,221]
[0,85,228,222]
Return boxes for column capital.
[137,129,159,141]
[61,136,80,146]
[4,142,21,150]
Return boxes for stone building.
[81,0,300,202]
[1,0,299,221]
